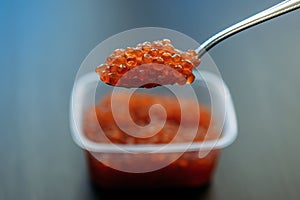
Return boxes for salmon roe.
[83,92,220,189]
[84,92,217,144]
[95,39,200,88]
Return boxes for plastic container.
[70,70,237,189]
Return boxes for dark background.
[1,0,300,199]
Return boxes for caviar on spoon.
[96,0,300,88]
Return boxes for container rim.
[70,71,238,153]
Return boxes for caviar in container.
[70,39,237,189]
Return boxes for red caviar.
[95,39,200,88]
[84,92,216,144]
[83,92,220,189]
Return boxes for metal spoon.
[195,0,300,58]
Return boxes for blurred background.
[1,0,300,199]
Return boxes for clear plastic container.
[70,70,237,189]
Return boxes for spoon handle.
[195,0,300,58]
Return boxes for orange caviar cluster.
[95,39,200,88]
[84,92,216,144]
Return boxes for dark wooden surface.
[1,0,300,199]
